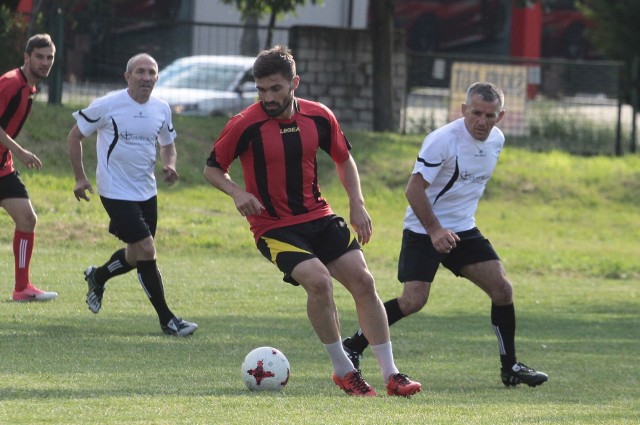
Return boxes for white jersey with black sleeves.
[403,117,504,234]
[72,89,176,201]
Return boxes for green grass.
[0,103,638,424]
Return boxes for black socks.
[94,248,133,286]
[136,259,174,325]
[492,303,517,369]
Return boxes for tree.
[577,1,640,103]
[577,1,640,64]
[0,5,28,75]
[239,10,260,56]
[577,0,640,152]
[369,0,395,132]
[221,0,322,51]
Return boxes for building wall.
[193,0,369,29]
[289,25,406,131]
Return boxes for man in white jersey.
[344,82,548,387]
[67,53,197,337]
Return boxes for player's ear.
[496,109,506,124]
[292,75,300,90]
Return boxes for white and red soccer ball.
[241,346,290,391]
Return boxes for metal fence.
[33,15,638,156]
[403,51,633,156]
[40,17,288,102]
[53,17,289,82]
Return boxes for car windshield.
[157,62,246,91]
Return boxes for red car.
[541,0,599,59]
[390,0,508,52]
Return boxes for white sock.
[370,341,399,383]
[324,340,356,377]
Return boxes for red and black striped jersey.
[0,68,36,176]
[207,98,352,241]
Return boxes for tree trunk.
[240,12,260,56]
[265,7,277,50]
[370,0,395,132]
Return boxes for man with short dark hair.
[204,45,421,397]
[0,33,58,302]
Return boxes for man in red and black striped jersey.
[204,45,421,397]
[0,33,57,302]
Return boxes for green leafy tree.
[221,0,322,51]
[0,5,28,75]
[577,0,640,152]
[578,1,640,104]
[577,1,640,62]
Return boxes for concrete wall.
[288,26,406,131]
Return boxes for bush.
[518,100,622,156]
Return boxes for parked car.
[541,0,599,59]
[152,55,256,116]
[390,0,508,52]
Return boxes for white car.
[152,55,257,116]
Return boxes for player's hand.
[73,178,94,202]
[350,205,373,245]
[234,192,265,217]
[431,227,460,254]
[163,165,179,185]
[17,149,42,170]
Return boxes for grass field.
[0,104,638,424]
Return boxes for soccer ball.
[241,346,290,391]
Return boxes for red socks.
[13,230,34,292]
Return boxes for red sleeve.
[319,101,351,164]
[0,75,15,115]
[208,118,242,173]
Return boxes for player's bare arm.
[203,165,264,217]
[159,143,179,185]
[335,154,372,245]
[405,172,459,253]
[0,127,41,170]
[67,124,94,201]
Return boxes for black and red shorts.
[257,214,360,286]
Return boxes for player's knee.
[402,296,427,315]
[357,271,376,292]
[347,271,378,301]
[130,238,156,261]
[301,275,334,300]
[15,211,37,231]
[399,288,429,315]
[490,281,513,305]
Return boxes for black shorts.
[0,171,29,202]
[100,196,157,244]
[397,227,500,283]
[257,214,361,286]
